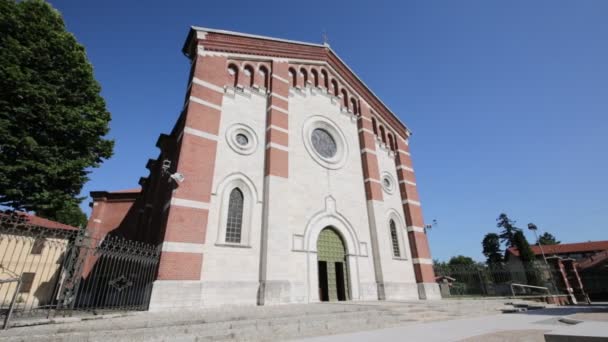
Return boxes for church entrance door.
[317,227,349,302]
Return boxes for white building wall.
[372,140,419,300]
[273,86,378,302]
[200,85,419,306]
[200,88,267,306]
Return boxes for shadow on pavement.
[523,304,608,316]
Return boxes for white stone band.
[171,198,210,210]
[402,199,421,206]
[272,74,290,84]
[192,77,224,93]
[397,165,414,172]
[189,96,222,111]
[267,125,289,134]
[399,179,417,186]
[413,258,433,265]
[266,142,288,152]
[184,126,218,141]
[161,241,205,254]
[267,105,289,115]
[407,226,425,233]
[360,148,376,155]
[271,92,289,102]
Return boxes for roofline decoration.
[90,189,141,202]
[182,26,412,139]
[507,241,608,257]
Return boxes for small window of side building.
[30,238,46,254]
[19,272,36,293]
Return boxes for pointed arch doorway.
[317,227,350,301]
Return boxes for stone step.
[0,299,526,341]
[0,310,415,342]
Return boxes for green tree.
[0,0,113,226]
[513,230,542,286]
[537,232,560,245]
[513,231,535,263]
[448,255,476,267]
[496,213,521,248]
[482,233,503,265]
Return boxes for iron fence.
[434,262,561,297]
[580,270,608,301]
[0,211,160,328]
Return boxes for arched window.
[288,67,297,87]
[300,68,308,86]
[225,188,244,243]
[331,79,339,96]
[243,65,254,87]
[379,125,387,144]
[259,65,269,89]
[228,64,239,87]
[321,69,329,88]
[341,89,348,108]
[350,98,358,115]
[311,69,319,87]
[387,133,394,151]
[390,219,400,257]
[371,117,378,136]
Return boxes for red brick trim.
[156,55,226,282]
[157,252,203,280]
[266,108,288,130]
[266,126,289,147]
[364,181,383,201]
[186,29,409,140]
[408,231,432,259]
[264,61,290,178]
[164,206,208,244]
[413,263,435,283]
[265,146,288,178]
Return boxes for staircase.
[0,299,541,342]
[500,301,550,313]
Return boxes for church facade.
[87,27,440,310]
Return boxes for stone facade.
[87,27,440,310]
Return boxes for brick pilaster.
[394,136,436,286]
[357,102,386,300]
[258,61,291,304]
[156,54,227,281]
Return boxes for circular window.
[235,133,249,146]
[381,172,396,194]
[302,116,348,170]
[226,124,258,155]
[311,128,337,158]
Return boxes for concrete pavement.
[296,305,608,342]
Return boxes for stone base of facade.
[417,282,442,300]
[148,280,433,310]
[358,282,380,301]
[384,282,421,300]
[148,280,204,311]
[259,280,308,305]
[149,280,260,311]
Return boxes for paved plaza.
[0,300,606,341]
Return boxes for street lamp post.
[528,223,548,265]
[527,223,559,295]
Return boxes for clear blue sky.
[50,0,607,261]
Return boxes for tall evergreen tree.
[482,233,503,265]
[496,213,521,248]
[0,0,113,227]
[513,231,535,263]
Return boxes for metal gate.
[0,211,160,328]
